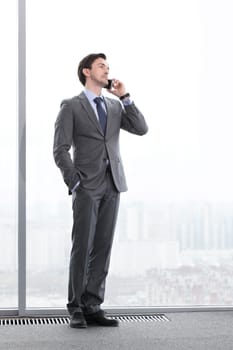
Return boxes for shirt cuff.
[71,180,80,192]
[121,97,133,106]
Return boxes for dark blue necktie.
[94,97,107,134]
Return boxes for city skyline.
[1,199,233,308]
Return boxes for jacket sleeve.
[53,100,81,193]
[120,102,149,135]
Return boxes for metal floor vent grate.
[115,314,170,322]
[0,317,70,327]
[0,314,169,326]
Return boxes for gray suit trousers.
[67,169,120,316]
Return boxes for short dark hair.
[77,53,107,86]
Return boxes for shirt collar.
[84,88,103,102]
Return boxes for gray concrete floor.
[0,311,233,350]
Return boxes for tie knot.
[94,97,103,105]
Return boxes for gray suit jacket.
[53,92,148,194]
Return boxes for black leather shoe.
[85,310,119,327]
[70,312,87,328]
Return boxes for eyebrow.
[97,62,109,68]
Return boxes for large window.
[0,1,17,308]
[24,0,233,309]
[1,0,233,314]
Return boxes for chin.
[101,81,108,88]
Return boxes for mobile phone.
[105,79,113,89]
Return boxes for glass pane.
[26,0,233,308]
[0,1,17,308]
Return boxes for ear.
[82,68,90,78]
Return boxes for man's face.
[86,57,109,87]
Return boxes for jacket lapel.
[78,92,104,135]
[104,98,115,137]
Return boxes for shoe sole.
[70,323,87,329]
[86,320,119,327]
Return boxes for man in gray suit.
[53,53,148,328]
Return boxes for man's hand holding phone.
[105,79,127,98]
